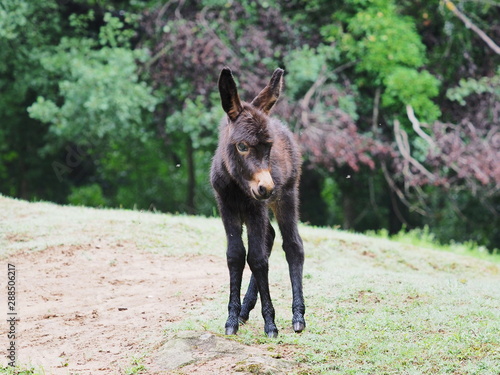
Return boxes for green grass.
[0,367,43,375]
[165,226,500,374]
[367,226,500,263]
[123,355,148,375]
[1,195,499,374]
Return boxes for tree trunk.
[186,137,196,214]
[342,191,355,230]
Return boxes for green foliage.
[427,191,500,254]
[0,1,61,101]
[320,176,343,225]
[284,45,329,98]
[336,92,359,122]
[99,12,137,48]
[0,0,30,40]
[324,0,441,121]
[447,68,500,105]
[163,94,221,215]
[0,0,165,211]
[284,43,361,122]
[68,183,107,207]
[69,9,95,35]
[383,67,441,122]
[165,94,222,150]
[91,136,187,212]
[332,0,426,76]
[28,38,157,150]
[339,1,425,76]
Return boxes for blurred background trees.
[1,0,499,251]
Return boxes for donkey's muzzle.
[257,183,274,200]
[251,170,275,200]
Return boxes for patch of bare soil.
[2,240,301,374]
[2,240,227,374]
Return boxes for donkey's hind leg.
[275,193,306,333]
[239,222,275,324]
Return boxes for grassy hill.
[1,195,499,374]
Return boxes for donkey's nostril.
[258,185,267,196]
[258,184,274,199]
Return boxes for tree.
[1,0,499,250]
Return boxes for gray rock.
[152,330,298,374]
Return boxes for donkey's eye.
[236,143,249,153]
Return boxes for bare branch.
[332,61,357,74]
[298,62,356,130]
[372,87,381,133]
[197,8,237,59]
[444,0,500,54]
[394,119,438,183]
[299,68,327,129]
[381,162,427,216]
[155,0,174,32]
[174,0,186,19]
[368,175,386,223]
[406,105,436,150]
[389,186,411,226]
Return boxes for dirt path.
[3,237,301,374]
[4,239,228,374]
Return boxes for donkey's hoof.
[266,329,279,338]
[226,319,238,335]
[238,316,248,325]
[225,325,238,335]
[293,321,306,333]
[265,323,279,338]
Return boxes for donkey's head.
[218,67,284,201]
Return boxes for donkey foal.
[210,67,306,338]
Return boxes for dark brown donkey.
[210,67,305,338]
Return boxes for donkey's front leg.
[219,202,246,335]
[226,236,246,335]
[246,214,278,338]
[240,222,275,324]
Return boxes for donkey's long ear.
[251,68,284,114]
[218,67,243,121]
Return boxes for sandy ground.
[2,237,300,374]
[2,239,229,374]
